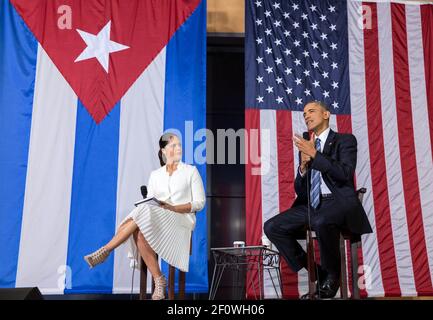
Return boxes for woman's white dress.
[120,162,205,272]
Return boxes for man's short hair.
[306,100,330,112]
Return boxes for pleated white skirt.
[120,203,195,272]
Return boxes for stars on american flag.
[331,81,339,89]
[250,0,343,110]
[272,2,281,10]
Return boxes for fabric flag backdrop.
[0,0,207,294]
[246,0,433,298]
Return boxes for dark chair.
[137,185,191,300]
[139,234,193,300]
[304,188,366,299]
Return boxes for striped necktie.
[310,138,321,209]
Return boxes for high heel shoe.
[84,247,111,268]
[152,275,167,300]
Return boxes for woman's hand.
[159,201,177,212]
[158,201,192,214]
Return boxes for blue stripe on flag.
[65,101,120,293]
[0,1,38,287]
[163,0,208,292]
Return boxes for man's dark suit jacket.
[293,129,372,235]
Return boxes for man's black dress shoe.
[299,265,328,300]
[300,291,318,300]
[318,278,340,299]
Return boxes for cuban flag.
[0,0,207,294]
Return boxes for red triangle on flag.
[12,0,201,123]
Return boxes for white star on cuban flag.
[74,21,129,73]
[12,0,200,123]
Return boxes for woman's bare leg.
[104,219,138,251]
[133,229,162,278]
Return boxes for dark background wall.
[206,35,245,299]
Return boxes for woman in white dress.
[83,133,205,300]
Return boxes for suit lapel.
[322,129,336,155]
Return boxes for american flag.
[245,0,433,298]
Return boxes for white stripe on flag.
[377,2,416,296]
[112,48,167,293]
[348,0,385,297]
[406,4,433,285]
[292,111,306,171]
[291,111,309,297]
[297,236,308,297]
[260,109,282,299]
[15,45,78,293]
[329,114,337,132]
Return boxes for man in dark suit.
[264,100,372,299]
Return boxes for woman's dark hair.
[158,133,178,166]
